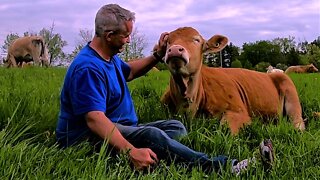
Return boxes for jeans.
[56,119,228,172]
[115,120,228,172]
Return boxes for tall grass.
[0,67,319,179]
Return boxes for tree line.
[1,24,319,70]
[205,36,320,72]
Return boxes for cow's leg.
[41,57,49,67]
[221,110,251,135]
[7,54,18,67]
[18,61,23,68]
[21,61,27,68]
[278,92,285,118]
[31,46,42,66]
[272,74,305,131]
[283,89,305,130]
[33,56,41,66]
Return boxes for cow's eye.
[193,38,200,43]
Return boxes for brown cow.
[160,27,305,135]
[285,64,318,74]
[5,36,49,68]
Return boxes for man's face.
[108,20,133,53]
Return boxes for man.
[56,4,272,174]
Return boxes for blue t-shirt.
[56,44,138,144]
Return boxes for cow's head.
[307,64,318,73]
[163,27,228,76]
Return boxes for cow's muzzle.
[164,45,190,65]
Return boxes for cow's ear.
[204,35,228,53]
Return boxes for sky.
[0,0,319,55]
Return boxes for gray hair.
[95,4,135,37]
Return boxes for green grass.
[0,67,319,179]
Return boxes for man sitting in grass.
[55,3,273,175]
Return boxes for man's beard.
[110,45,124,54]
[118,46,125,52]
[114,44,126,53]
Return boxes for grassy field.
[0,67,319,179]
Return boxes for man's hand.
[129,147,158,170]
[154,32,169,59]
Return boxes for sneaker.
[259,139,274,169]
[231,157,256,176]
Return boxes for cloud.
[0,0,319,54]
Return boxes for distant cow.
[160,27,305,135]
[285,64,318,74]
[5,36,49,68]
[266,65,284,73]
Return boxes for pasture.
[0,67,319,179]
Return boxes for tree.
[221,50,231,67]
[272,36,296,54]
[231,59,242,68]
[2,33,19,52]
[254,61,270,72]
[242,59,253,69]
[119,27,147,61]
[298,36,320,67]
[297,40,309,54]
[286,47,301,66]
[239,41,284,67]
[224,42,240,63]
[78,29,93,45]
[203,52,219,67]
[23,31,37,37]
[69,29,93,60]
[39,22,68,64]
[271,36,306,66]
[310,36,320,47]
[203,43,240,68]
[305,43,320,68]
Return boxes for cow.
[159,27,305,135]
[5,36,50,68]
[266,65,284,73]
[285,64,318,74]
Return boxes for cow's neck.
[170,69,203,109]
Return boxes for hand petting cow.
[158,27,305,135]
[285,64,318,74]
[5,36,50,68]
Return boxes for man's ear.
[105,31,114,41]
[203,35,228,53]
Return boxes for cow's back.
[285,66,303,73]
[9,37,34,56]
[201,67,280,116]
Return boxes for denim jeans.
[115,120,228,172]
[57,119,228,172]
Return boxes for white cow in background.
[266,65,284,73]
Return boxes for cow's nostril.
[168,49,172,52]
[179,48,184,52]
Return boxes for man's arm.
[85,111,158,169]
[126,55,159,81]
[86,111,134,150]
[126,32,169,81]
